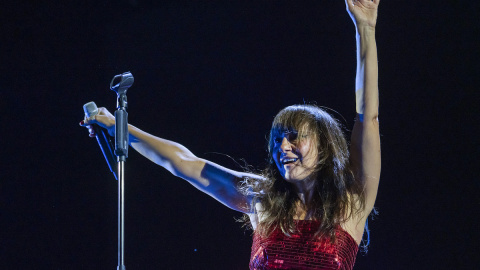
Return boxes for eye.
[273,137,282,144]
[288,131,298,141]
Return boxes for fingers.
[347,0,378,7]
[79,120,96,136]
[81,115,95,125]
[88,126,96,137]
[79,115,97,138]
[356,0,379,6]
[97,107,115,118]
[79,121,97,137]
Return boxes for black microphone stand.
[110,72,134,270]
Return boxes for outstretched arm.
[81,108,259,213]
[346,0,381,213]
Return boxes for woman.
[81,1,381,269]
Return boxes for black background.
[2,1,479,269]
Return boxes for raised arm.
[81,107,259,213]
[345,0,381,213]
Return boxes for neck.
[293,177,316,205]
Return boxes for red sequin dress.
[249,220,358,270]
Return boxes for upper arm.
[172,154,261,213]
[350,114,381,213]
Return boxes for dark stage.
[2,1,479,269]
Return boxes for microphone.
[83,101,118,180]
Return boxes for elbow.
[357,112,379,124]
[370,113,379,124]
[170,153,205,180]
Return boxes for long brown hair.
[240,104,366,241]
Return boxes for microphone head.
[83,101,98,118]
[110,72,134,95]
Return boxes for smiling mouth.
[281,158,298,165]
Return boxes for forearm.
[128,124,205,182]
[355,26,378,121]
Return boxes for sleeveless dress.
[249,220,358,270]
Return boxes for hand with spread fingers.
[79,107,116,137]
[345,0,380,30]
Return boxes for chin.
[284,171,315,182]
[283,175,303,182]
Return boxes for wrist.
[355,24,376,37]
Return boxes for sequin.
[250,220,358,270]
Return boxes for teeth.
[282,158,298,164]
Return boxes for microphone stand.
[110,72,134,270]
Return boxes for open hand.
[345,0,380,30]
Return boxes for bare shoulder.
[248,202,265,230]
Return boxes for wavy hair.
[240,104,367,243]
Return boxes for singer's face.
[271,126,318,183]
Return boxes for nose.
[280,137,292,152]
